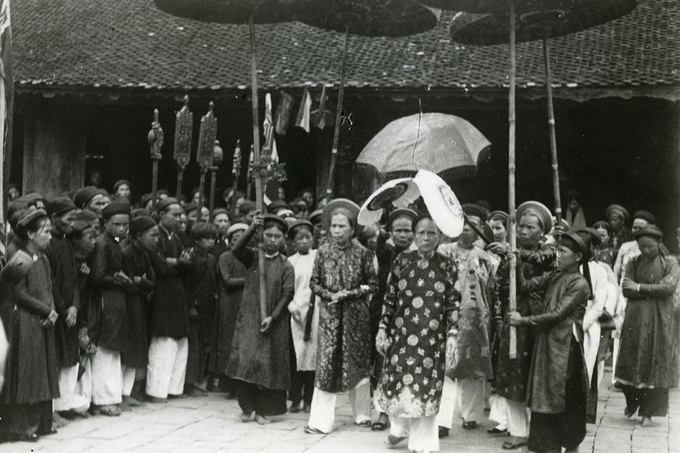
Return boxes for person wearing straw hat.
[486,201,556,450]
[437,204,497,435]
[305,199,378,434]
[375,214,460,453]
[508,232,592,453]
[615,226,680,428]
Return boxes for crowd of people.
[0,180,678,453]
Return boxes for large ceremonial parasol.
[153,0,439,324]
[355,112,491,182]
[448,0,638,221]
[293,0,440,199]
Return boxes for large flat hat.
[516,201,553,234]
[323,198,360,229]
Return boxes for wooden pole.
[508,3,518,359]
[176,172,184,200]
[249,15,268,325]
[543,38,562,222]
[230,140,242,218]
[325,27,349,200]
[209,168,218,221]
[197,171,207,216]
[148,109,164,212]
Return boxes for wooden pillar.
[23,104,87,198]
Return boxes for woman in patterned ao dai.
[376,217,460,453]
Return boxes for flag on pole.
[263,92,279,163]
[274,91,293,135]
[0,0,12,226]
[295,88,312,133]
[312,85,328,129]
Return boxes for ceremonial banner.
[295,87,312,133]
[274,91,293,135]
[263,92,279,162]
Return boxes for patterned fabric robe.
[376,250,459,418]
[310,241,378,393]
[439,243,497,381]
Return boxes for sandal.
[462,420,477,430]
[487,427,508,434]
[372,414,390,431]
[356,419,372,428]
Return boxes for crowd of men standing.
[0,180,677,453]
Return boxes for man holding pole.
[487,201,556,450]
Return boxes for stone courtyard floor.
[1,368,677,453]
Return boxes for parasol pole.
[249,14,268,325]
[508,2,518,359]
[148,109,164,212]
[543,38,562,222]
[325,26,349,200]
[230,140,242,218]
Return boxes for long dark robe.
[0,250,59,439]
[494,245,556,402]
[376,250,459,418]
[91,232,129,351]
[45,231,81,368]
[213,251,247,374]
[615,253,680,389]
[121,242,156,369]
[184,246,219,385]
[148,228,191,339]
[310,241,378,393]
[225,228,295,390]
[522,270,590,414]
[522,269,590,452]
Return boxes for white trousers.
[307,377,371,433]
[435,376,459,429]
[458,378,485,423]
[54,364,90,412]
[76,357,93,403]
[91,347,123,406]
[390,415,439,452]
[146,336,188,399]
[489,395,530,438]
[121,365,137,397]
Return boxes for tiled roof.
[11,0,679,93]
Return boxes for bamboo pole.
[249,15,268,326]
[325,27,349,200]
[148,109,163,212]
[508,3,518,359]
[543,38,562,222]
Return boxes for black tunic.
[148,228,191,339]
[45,231,81,368]
[91,232,129,351]
[122,242,156,368]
